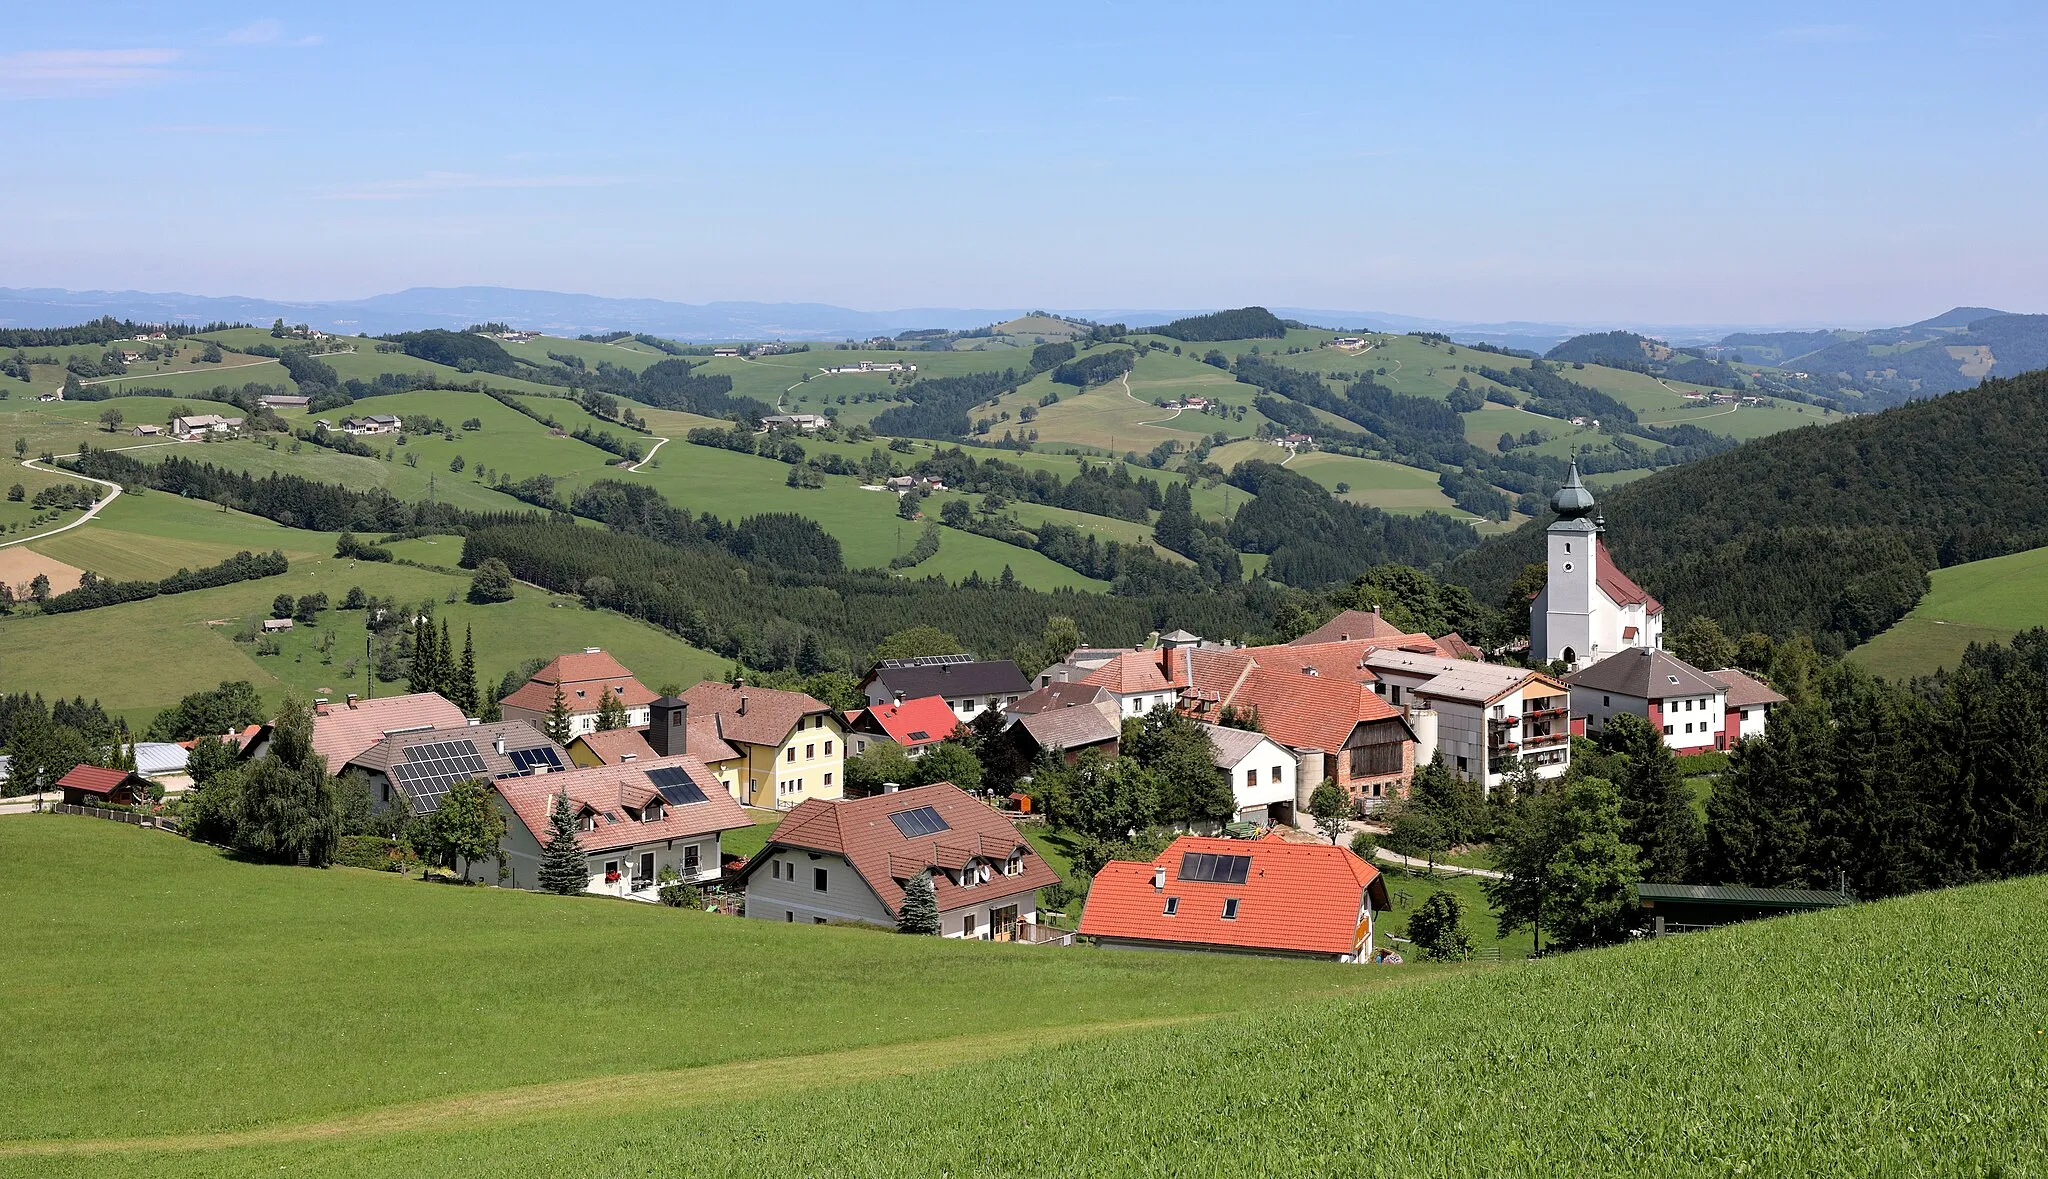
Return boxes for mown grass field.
[4,817,2039,1176]
[1849,542,2048,680]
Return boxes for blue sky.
[5,1,2045,325]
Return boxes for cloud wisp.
[321,171,635,201]
[0,48,183,98]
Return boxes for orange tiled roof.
[571,728,658,765]
[494,754,749,855]
[846,695,960,750]
[1596,540,1663,615]
[679,681,832,749]
[1078,834,1389,955]
[501,650,658,717]
[1290,609,1435,648]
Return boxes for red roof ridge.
[1596,539,1663,614]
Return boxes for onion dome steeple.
[1551,458,1597,519]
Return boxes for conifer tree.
[435,622,455,697]
[408,616,439,695]
[543,683,573,745]
[538,791,586,895]
[897,870,940,934]
[594,688,627,732]
[452,625,479,715]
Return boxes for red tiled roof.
[1435,632,1483,660]
[1179,643,1406,755]
[1081,648,1183,695]
[1597,540,1663,615]
[687,718,740,765]
[310,693,467,770]
[679,681,832,748]
[747,782,1058,916]
[494,754,749,855]
[1078,834,1389,956]
[501,650,658,717]
[56,764,141,796]
[1290,610,1434,648]
[571,728,658,765]
[846,695,960,750]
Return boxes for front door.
[638,852,655,888]
[990,904,1019,941]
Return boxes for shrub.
[333,834,405,871]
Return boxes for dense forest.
[870,369,1023,439]
[1050,348,1136,389]
[1226,461,1479,588]
[1145,306,1289,342]
[1449,369,2048,652]
[0,317,245,348]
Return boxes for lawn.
[0,816,1393,1152]
[6,819,2037,1176]
[1849,542,2048,679]
[1371,859,1534,961]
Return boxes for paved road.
[1,438,200,550]
[1371,847,1505,879]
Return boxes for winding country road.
[0,439,196,550]
[626,435,669,471]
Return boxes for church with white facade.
[1529,462,1663,672]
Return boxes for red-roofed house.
[1289,608,1438,650]
[485,754,751,898]
[844,695,961,758]
[1531,462,1664,671]
[299,693,468,771]
[1079,833,1390,962]
[57,765,150,807]
[500,649,658,739]
[736,782,1060,938]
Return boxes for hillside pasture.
[1849,542,2048,679]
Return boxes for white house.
[1567,647,1729,754]
[1199,722,1296,827]
[171,414,243,437]
[1362,650,1573,792]
[1529,461,1664,672]
[1710,667,1787,742]
[341,415,401,435]
[485,755,749,899]
[499,648,656,739]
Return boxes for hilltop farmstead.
[22,464,1789,958]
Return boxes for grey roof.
[134,742,191,777]
[1708,668,1788,709]
[1198,722,1276,769]
[864,659,1029,700]
[1016,700,1122,752]
[1551,459,1597,518]
[1567,648,1723,700]
[346,719,565,798]
[1635,883,1854,909]
[1362,649,1552,706]
[1007,682,1111,716]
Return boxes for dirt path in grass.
[0,1014,1221,1158]
[1124,372,1184,429]
[626,435,669,471]
[0,439,193,551]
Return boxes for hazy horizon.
[7,1,2045,324]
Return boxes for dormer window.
[644,801,664,822]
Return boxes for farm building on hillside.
[1634,883,1853,936]
[57,765,151,808]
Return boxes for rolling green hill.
[3,816,2038,1176]
[1848,541,2048,679]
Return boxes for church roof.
[1550,459,1598,519]
[1596,541,1663,615]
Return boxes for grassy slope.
[6,818,2039,1176]
[0,494,724,721]
[1849,542,2048,679]
[0,817,1384,1146]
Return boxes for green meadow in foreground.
[4,817,2043,1177]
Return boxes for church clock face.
[1563,562,1574,572]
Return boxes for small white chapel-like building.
[1529,461,1664,672]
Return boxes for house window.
[824,741,833,756]
[786,747,797,763]
[1663,724,1673,736]
[1456,756,1469,772]
[639,852,654,882]
[806,744,816,759]
[1603,695,1610,707]
[1245,768,1257,790]
[1221,898,1240,920]
[813,867,828,892]
[1163,896,1180,916]
[684,844,701,873]
[604,860,619,881]
[856,739,867,753]
[380,782,391,804]
[823,772,834,787]
[963,913,977,938]
[1270,766,1282,784]
[785,911,794,922]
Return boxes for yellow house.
[678,681,844,809]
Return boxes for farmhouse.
[761,413,830,431]
[712,347,741,357]
[486,754,750,898]
[737,782,1058,938]
[1634,883,1853,936]
[260,394,311,410]
[1530,461,1664,671]
[844,694,960,758]
[1199,722,1298,827]
[56,764,151,808]
[860,655,1029,724]
[1079,833,1390,962]
[341,415,400,435]
[499,648,657,739]
[343,719,568,813]
[171,414,243,438]
[129,424,161,437]
[679,679,843,808]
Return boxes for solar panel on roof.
[887,805,950,838]
[391,739,488,811]
[504,746,564,775]
[905,730,930,741]
[1178,852,1250,885]
[646,764,707,806]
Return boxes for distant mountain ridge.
[0,285,1881,349]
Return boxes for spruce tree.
[537,791,587,895]
[897,870,940,934]
[1602,713,1703,882]
[435,622,455,698]
[453,626,479,715]
[594,688,627,732]
[408,616,439,695]
[543,684,573,744]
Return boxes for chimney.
[493,735,506,756]
[736,694,748,717]
[1152,864,1166,891]
[882,781,901,794]
[1372,605,1381,616]
[649,696,688,757]
[1146,630,1161,649]
[345,694,358,710]
[893,691,905,706]
[733,676,746,690]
